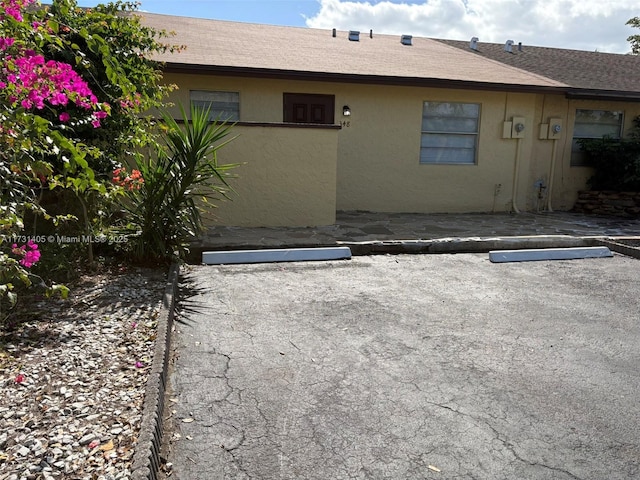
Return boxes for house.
[140,13,640,227]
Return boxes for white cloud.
[305,0,638,53]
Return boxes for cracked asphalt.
[164,253,640,479]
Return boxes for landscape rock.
[0,267,166,479]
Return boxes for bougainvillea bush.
[0,0,177,321]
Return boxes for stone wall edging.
[130,263,180,480]
[573,190,640,217]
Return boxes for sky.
[76,0,639,54]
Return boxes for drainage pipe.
[511,137,522,213]
[546,139,558,212]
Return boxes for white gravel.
[0,268,167,480]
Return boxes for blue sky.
[76,0,329,26]
[75,0,638,54]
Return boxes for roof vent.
[332,28,336,38]
[470,36,478,50]
[369,29,373,39]
[504,39,514,53]
[401,34,412,46]
[349,30,360,42]
[518,41,522,52]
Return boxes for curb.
[595,237,640,260]
[190,235,640,260]
[340,235,598,255]
[131,263,180,480]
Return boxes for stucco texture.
[163,73,640,227]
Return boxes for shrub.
[1,0,177,321]
[579,116,640,191]
[118,105,238,262]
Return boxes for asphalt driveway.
[165,253,640,480]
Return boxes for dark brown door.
[284,93,335,124]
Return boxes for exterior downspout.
[546,139,558,212]
[511,137,522,213]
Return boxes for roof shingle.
[437,39,640,97]
[140,13,566,91]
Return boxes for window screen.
[190,90,239,121]
[420,102,480,165]
[571,109,623,166]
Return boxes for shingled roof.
[140,13,565,93]
[140,13,640,100]
[436,39,640,101]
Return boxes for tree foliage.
[579,116,640,191]
[627,17,640,55]
[0,0,178,320]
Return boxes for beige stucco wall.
[526,96,640,212]
[162,72,640,226]
[200,124,338,227]
[334,87,542,214]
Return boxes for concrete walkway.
[191,211,640,257]
[195,211,640,248]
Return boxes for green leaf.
[46,284,70,300]
[47,19,59,33]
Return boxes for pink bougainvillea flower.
[59,111,70,122]
[131,322,138,329]
[0,36,15,51]
[135,361,144,368]
[52,92,68,106]
[0,48,108,126]
[2,0,36,22]
[15,373,25,383]
[11,241,40,268]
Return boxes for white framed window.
[571,109,623,166]
[420,102,480,165]
[190,90,239,121]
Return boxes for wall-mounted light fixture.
[343,105,351,116]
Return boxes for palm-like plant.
[127,104,238,261]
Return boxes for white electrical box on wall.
[502,121,513,139]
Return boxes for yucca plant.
[124,104,238,262]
